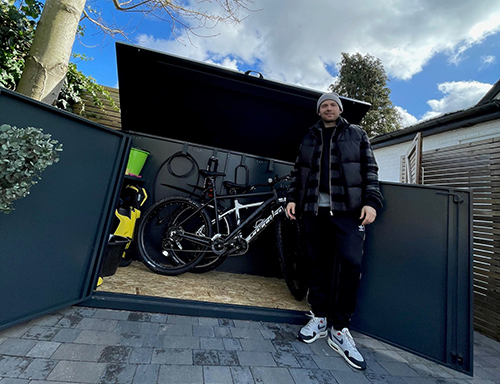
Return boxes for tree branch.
[111,0,153,12]
[81,8,128,39]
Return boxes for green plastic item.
[126,148,149,176]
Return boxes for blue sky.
[73,0,500,127]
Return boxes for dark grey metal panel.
[82,291,307,325]
[353,183,473,374]
[447,189,474,372]
[0,89,128,330]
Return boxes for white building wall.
[373,119,500,183]
[373,142,408,182]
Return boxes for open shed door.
[0,89,129,330]
[400,132,423,184]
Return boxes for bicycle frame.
[215,190,287,243]
[171,185,287,254]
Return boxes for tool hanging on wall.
[166,143,199,178]
[268,159,274,172]
[234,154,250,187]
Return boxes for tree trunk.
[17,0,86,105]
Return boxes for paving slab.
[0,305,499,384]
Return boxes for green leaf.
[0,124,63,214]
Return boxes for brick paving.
[1,306,499,383]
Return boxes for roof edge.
[371,99,500,148]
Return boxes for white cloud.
[395,106,418,128]
[136,0,500,86]
[448,13,500,65]
[480,55,496,69]
[394,81,492,126]
[206,57,240,71]
[421,81,492,120]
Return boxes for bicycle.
[134,156,307,300]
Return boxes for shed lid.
[116,42,370,162]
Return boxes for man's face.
[318,100,341,123]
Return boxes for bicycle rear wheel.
[275,215,308,300]
[135,197,212,276]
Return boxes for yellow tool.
[98,184,147,287]
[114,185,147,261]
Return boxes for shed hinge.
[451,352,464,365]
[436,191,464,204]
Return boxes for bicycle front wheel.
[135,197,212,276]
[275,215,308,300]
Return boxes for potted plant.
[0,124,63,213]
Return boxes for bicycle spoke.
[136,197,212,275]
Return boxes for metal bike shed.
[0,43,473,374]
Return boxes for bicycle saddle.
[199,169,226,178]
[223,180,252,194]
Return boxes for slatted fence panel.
[400,133,422,184]
[400,152,421,183]
[421,138,500,341]
[74,86,121,130]
[400,155,406,183]
[406,151,420,183]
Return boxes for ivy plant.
[0,124,63,213]
[0,0,41,90]
[55,55,118,112]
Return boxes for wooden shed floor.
[96,261,309,312]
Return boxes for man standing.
[286,92,383,370]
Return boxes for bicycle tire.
[135,196,212,276]
[275,215,308,300]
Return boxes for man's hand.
[360,205,376,226]
[286,202,296,220]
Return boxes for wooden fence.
[420,138,500,341]
[74,86,121,130]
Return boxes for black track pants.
[302,208,365,329]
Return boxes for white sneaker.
[328,327,366,370]
[297,312,327,344]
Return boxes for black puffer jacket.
[287,117,383,215]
